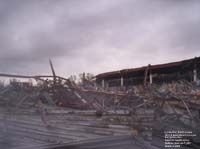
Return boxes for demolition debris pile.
[0,69,200,148]
[129,81,200,146]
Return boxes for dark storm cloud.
[0,0,200,76]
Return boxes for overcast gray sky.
[0,0,200,77]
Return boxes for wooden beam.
[144,64,150,86]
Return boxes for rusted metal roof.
[96,56,200,79]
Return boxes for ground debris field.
[0,72,200,149]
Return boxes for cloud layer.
[0,0,200,77]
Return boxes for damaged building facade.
[96,57,200,91]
